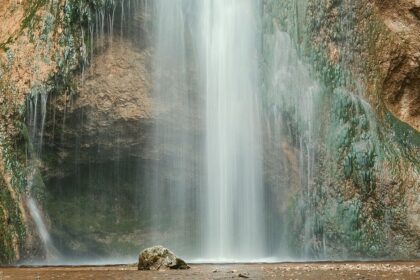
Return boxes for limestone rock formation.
[0,0,151,263]
[0,0,85,263]
[138,246,190,270]
[42,37,153,175]
[375,0,420,131]
[263,0,420,258]
[307,0,420,132]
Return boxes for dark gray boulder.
[137,245,190,270]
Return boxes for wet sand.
[1,262,419,279]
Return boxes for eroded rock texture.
[0,0,80,263]
[43,38,152,176]
[0,0,145,263]
[263,0,419,258]
[375,0,420,131]
[306,0,420,131]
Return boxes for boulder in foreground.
[138,245,190,270]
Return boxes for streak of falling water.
[148,0,201,255]
[264,29,320,258]
[198,0,264,260]
[149,0,264,260]
[27,197,60,259]
[27,92,60,261]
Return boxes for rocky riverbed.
[0,262,419,279]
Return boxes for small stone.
[137,245,190,270]
[238,273,250,278]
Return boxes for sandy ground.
[0,262,419,280]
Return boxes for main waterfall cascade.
[200,0,264,260]
[148,1,320,260]
[148,0,266,261]
[25,0,324,262]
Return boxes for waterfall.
[27,91,60,261]
[27,197,60,259]
[149,0,265,261]
[199,0,264,261]
[147,0,202,256]
[146,0,330,261]
[263,29,321,258]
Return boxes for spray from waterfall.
[145,0,202,256]
[263,28,321,258]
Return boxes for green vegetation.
[0,170,26,264]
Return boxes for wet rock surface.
[264,0,420,259]
[306,0,420,132]
[42,37,153,173]
[0,0,85,263]
[137,246,190,270]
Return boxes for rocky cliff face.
[38,32,156,259]
[0,0,138,263]
[374,0,420,131]
[42,38,152,178]
[263,0,419,258]
[307,0,420,257]
[307,0,420,131]
[0,0,78,263]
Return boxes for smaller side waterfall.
[27,92,60,261]
[27,197,59,258]
[27,198,50,245]
[263,28,321,258]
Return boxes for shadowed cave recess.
[0,0,419,265]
